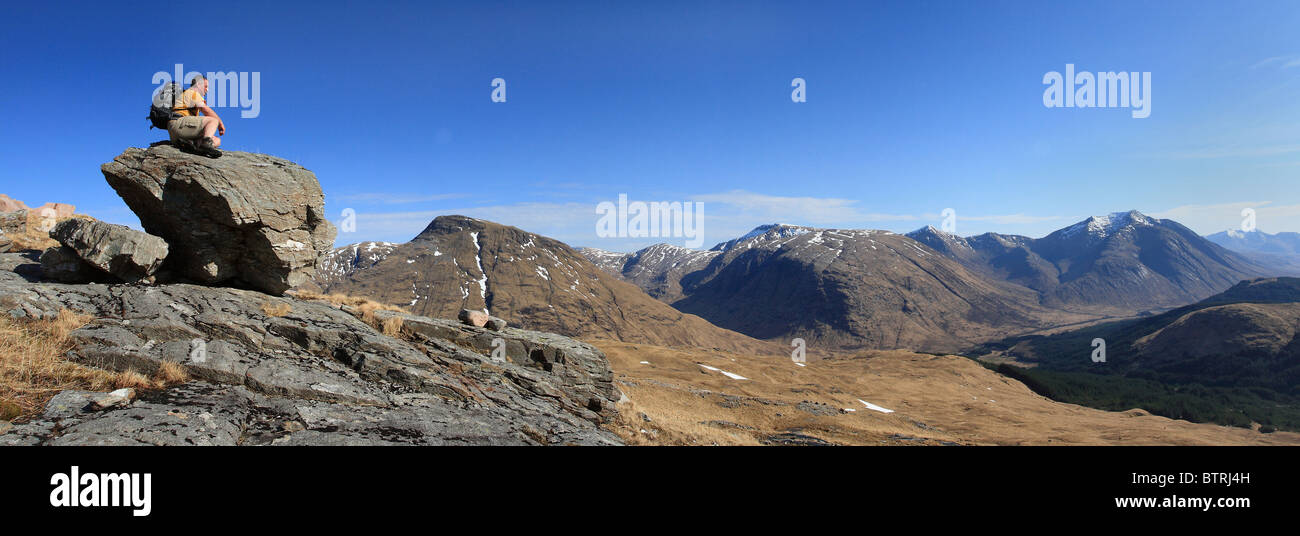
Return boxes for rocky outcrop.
[0,211,29,240]
[0,194,27,212]
[101,145,336,295]
[48,219,168,283]
[0,278,621,445]
[38,247,112,283]
[33,202,75,219]
[0,199,86,253]
[371,308,618,420]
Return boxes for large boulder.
[38,246,110,283]
[101,145,336,295]
[49,219,168,283]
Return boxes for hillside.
[600,340,1299,445]
[976,277,1300,429]
[315,216,779,354]
[579,244,719,302]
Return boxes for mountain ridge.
[316,215,780,354]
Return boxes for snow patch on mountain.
[1059,210,1154,241]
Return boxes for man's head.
[190,75,208,95]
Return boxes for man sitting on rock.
[168,75,224,158]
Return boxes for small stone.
[458,308,489,327]
[89,388,136,411]
[485,317,507,331]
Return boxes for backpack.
[148,82,182,130]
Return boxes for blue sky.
[2,0,1298,251]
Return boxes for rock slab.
[49,218,168,282]
[0,279,621,445]
[100,145,336,295]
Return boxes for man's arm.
[198,103,226,135]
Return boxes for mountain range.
[315,209,1289,356]
[1205,228,1300,276]
[311,215,777,354]
[904,211,1270,311]
[580,210,1275,352]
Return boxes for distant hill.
[579,244,718,302]
[977,277,1300,430]
[1206,228,1300,255]
[315,216,778,354]
[1204,229,1300,276]
[908,211,1272,311]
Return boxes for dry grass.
[4,213,93,253]
[289,290,409,331]
[153,361,190,384]
[260,301,293,317]
[0,309,163,422]
[595,339,1300,446]
[381,315,404,337]
[610,394,755,446]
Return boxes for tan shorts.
[168,115,206,141]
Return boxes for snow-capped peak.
[1061,210,1154,240]
[711,223,815,252]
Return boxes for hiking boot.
[196,137,223,158]
[172,137,197,153]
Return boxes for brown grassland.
[596,340,1300,446]
[0,309,189,422]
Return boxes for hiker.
[167,74,224,157]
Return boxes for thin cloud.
[1153,144,1300,160]
[924,213,1063,225]
[335,202,598,245]
[333,192,468,204]
[689,190,917,226]
[1149,201,1300,234]
[1251,56,1288,69]
[1249,55,1300,69]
